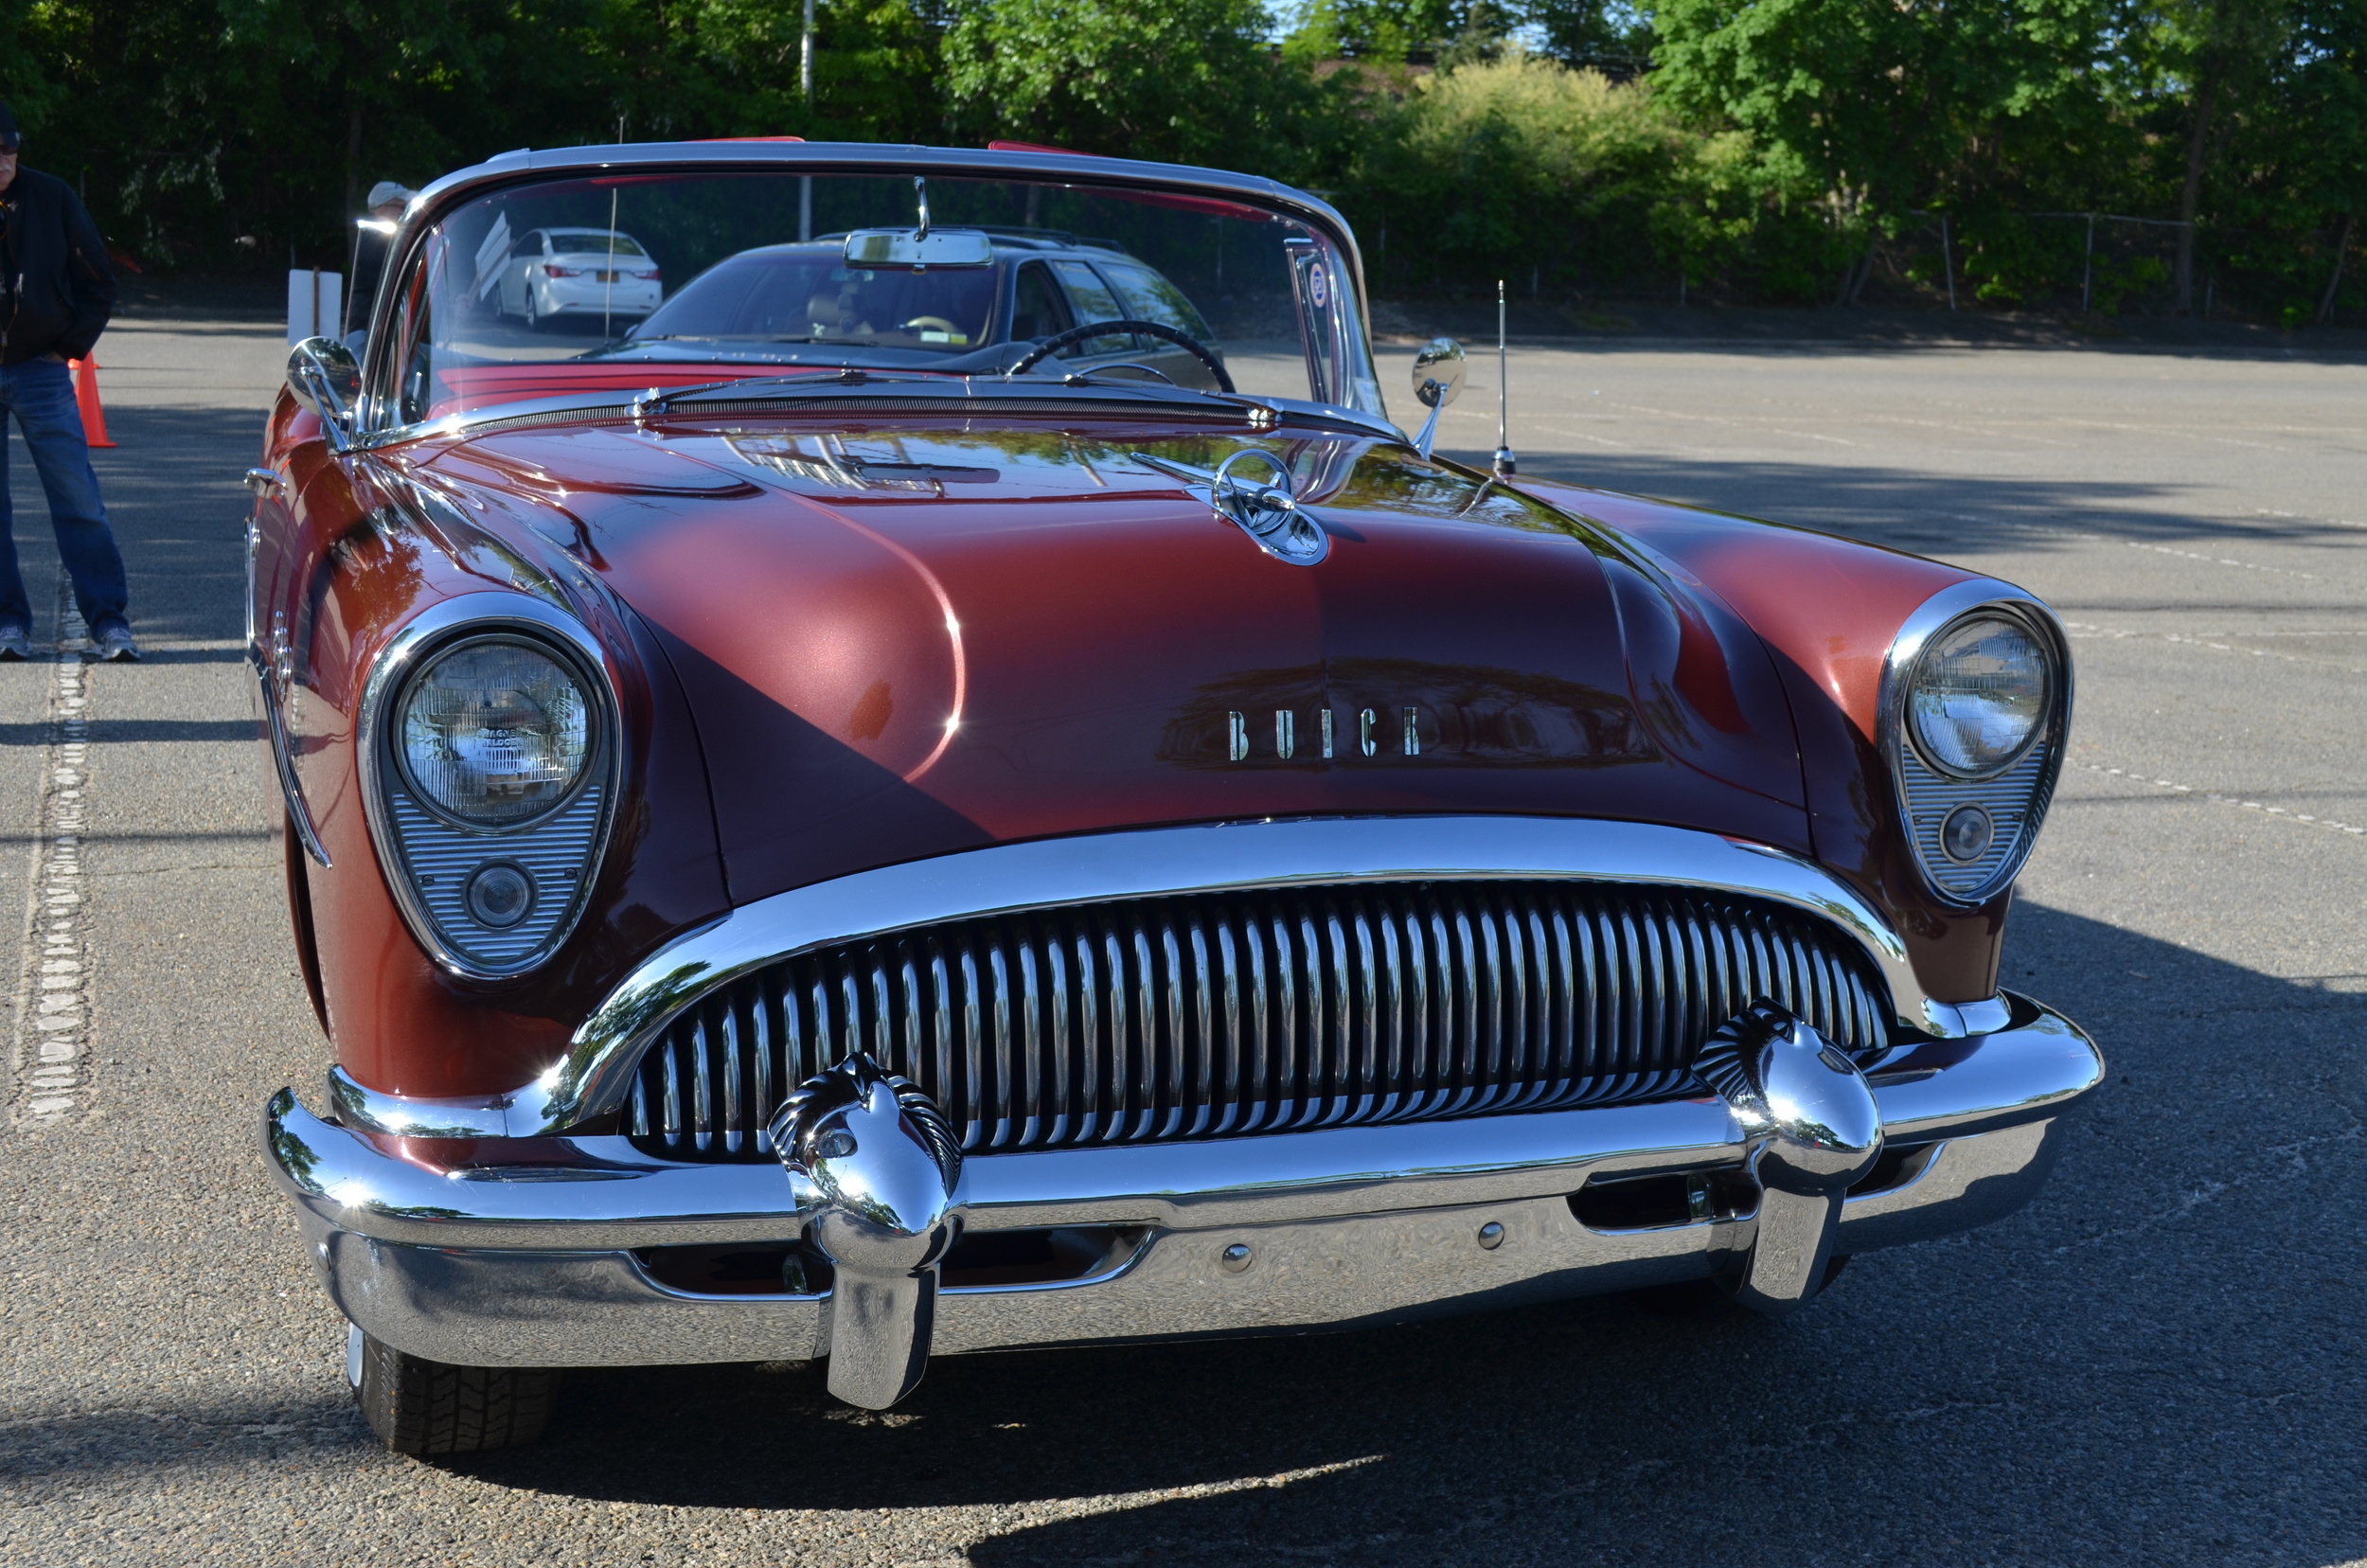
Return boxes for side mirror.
[1409,337,1465,458]
[286,336,361,452]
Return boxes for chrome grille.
[624,881,1892,1162]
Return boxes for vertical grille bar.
[689,1013,713,1156]
[633,882,1895,1162]
[751,982,774,1154]
[720,1002,742,1157]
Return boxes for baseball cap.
[365,181,415,210]
[0,103,20,152]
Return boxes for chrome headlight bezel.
[1878,583,2072,909]
[359,596,623,982]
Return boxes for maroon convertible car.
[254,141,2102,1454]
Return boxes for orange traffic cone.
[67,355,116,449]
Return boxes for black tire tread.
[356,1333,559,1454]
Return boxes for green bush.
[1339,53,1729,299]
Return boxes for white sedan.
[494,228,663,329]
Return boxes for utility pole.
[801,0,815,101]
[800,0,815,241]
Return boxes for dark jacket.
[0,167,116,365]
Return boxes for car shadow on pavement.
[348,896,2364,1566]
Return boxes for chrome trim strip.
[1876,579,2073,908]
[327,1065,511,1139]
[354,593,623,982]
[268,993,2101,1256]
[250,653,332,869]
[350,383,1380,458]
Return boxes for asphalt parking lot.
[4,301,2366,1566]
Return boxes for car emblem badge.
[1227,705,1421,761]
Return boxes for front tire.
[350,1327,560,1454]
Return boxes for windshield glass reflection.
[392,170,1382,427]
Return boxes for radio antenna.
[1492,278,1515,477]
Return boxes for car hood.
[424,418,1807,904]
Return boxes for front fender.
[255,432,730,1102]
[1515,477,2013,1005]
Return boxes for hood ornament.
[769,1053,964,1409]
[1132,448,1329,566]
[1693,1002,1882,1316]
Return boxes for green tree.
[1343,51,1705,295]
[2146,0,2296,309]
[942,0,1337,175]
[1522,0,1654,70]
[2283,0,2367,318]
[1650,0,2125,301]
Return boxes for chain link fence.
[1835,212,2359,326]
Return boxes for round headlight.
[1909,615,2052,777]
[398,638,592,826]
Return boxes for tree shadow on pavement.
[25,402,267,650]
[385,897,2367,1567]
[1469,446,2367,572]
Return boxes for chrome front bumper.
[266,994,2101,1377]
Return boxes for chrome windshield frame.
[353,142,1379,447]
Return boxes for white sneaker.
[0,627,29,661]
[93,624,139,662]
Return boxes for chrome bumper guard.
[266,993,2100,1401]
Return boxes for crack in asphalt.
[9,574,95,1131]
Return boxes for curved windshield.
[384,168,1381,427]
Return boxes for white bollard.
[287,269,345,347]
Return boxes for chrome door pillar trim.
[491,816,1968,1137]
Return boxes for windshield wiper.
[646,369,963,408]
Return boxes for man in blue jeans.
[0,101,135,662]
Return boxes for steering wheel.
[1006,319,1234,394]
[900,315,963,334]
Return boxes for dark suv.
[599,229,1224,386]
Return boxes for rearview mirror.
[286,335,361,451]
[1409,337,1465,459]
[843,229,995,269]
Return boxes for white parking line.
[10,578,94,1130]
[2126,541,2319,581]
[1931,515,2352,592]
[2059,620,2367,676]
[2073,760,2367,836]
